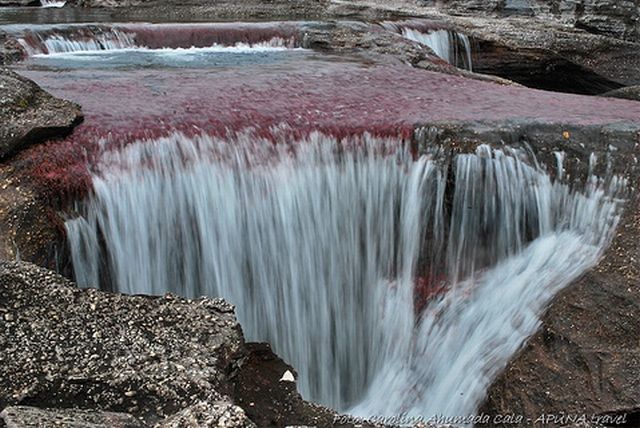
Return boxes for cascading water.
[39,0,67,8]
[401,28,473,71]
[19,29,137,55]
[65,131,625,419]
[15,23,300,56]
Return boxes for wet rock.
[0,261,374,427]
[0,406,145,427]
[0,68,82,159]
[0,31,26,65]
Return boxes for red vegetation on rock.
[414,273,449,314]
[13,58,640,205]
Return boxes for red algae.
[123,22,301,49]
[14,58,640,202]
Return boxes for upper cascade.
[381,20,473,71]
[39,0,67,8]
[14,23,302,56]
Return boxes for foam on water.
[21,35,295,57]
[65,132,624,417]
[33,42,295,57]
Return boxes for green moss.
[16,97,29,110]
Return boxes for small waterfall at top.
[40,0,67,8]
[65,131,624,418]
[401,28,473,71]
[16,24,300,56]
[19,29,137,56]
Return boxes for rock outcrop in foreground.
[0,261,343,427]
[0,69,82,159]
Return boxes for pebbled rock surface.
[0,68,81,159]
[0,261,244,423]
[0,261,378,427]
[155,399,256,428]
[1,405,145,427]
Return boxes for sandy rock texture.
[0,261,244,422]
[0,68,81,159]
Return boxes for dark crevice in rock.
[598,408,640,427]
[471,39,625,95]
[232,342,340,428]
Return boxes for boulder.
[0,261,363,427]
[0,261,244,422]
[0,69,82,159]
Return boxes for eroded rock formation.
[0,261,346,427]
[0,68,81,159]
[436,0,640,43]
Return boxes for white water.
[19,30,295,56]
[66,132,624,418]
[401,28,473,71]
[29,43,298,61]
[19,29,136,56]
[40,0,66,8]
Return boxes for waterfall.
[40,0,66,8]
[18,29,137,56]
[66,132,625,417]
[15,23,300,56]
[401,28,473,71]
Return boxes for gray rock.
[156,399,256,428]
[0,68,82,159]
[603,85,640,101]
[0,261,244,423]
[0,406,144,428]
[435,0,640,43]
